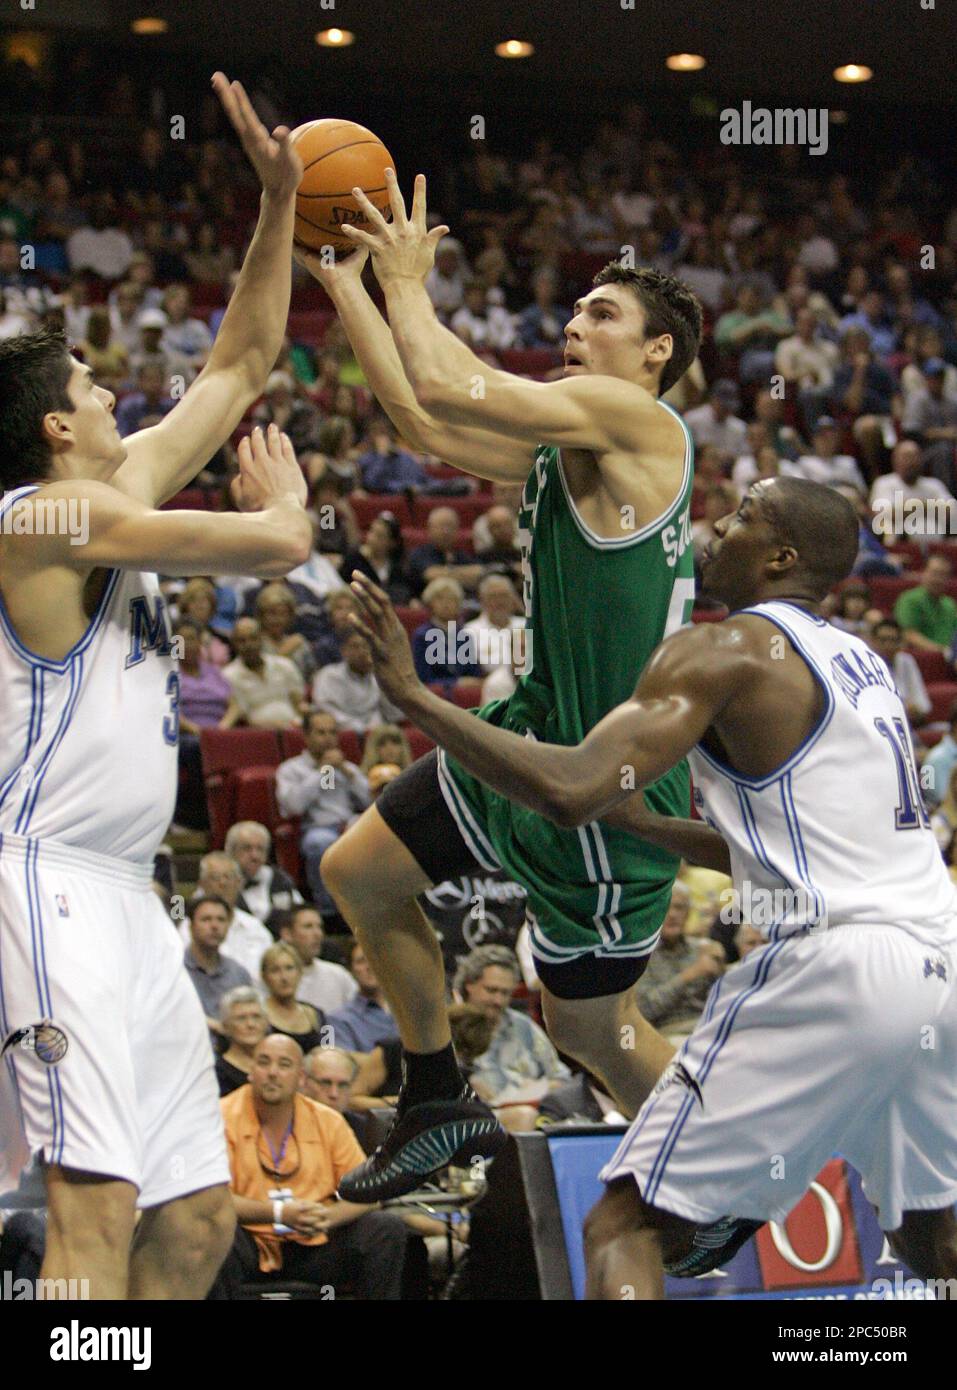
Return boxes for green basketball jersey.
[440,404,696,963]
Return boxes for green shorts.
[436,746,686,966]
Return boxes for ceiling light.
[834,64,872,83]
[666,53,706,72]
[316,28,355,48]
[495,40,534,58]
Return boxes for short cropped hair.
[592,262,703,394]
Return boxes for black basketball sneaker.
[337,1084,508,1202]
[665,1215,765,1278]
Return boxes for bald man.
[215,1034,408,1298]
[222,616,305,728]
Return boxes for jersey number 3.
[875,716,930,830]
[163,671,180,746]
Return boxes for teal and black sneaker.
[337,1085,508,1202]
[665,1216,764,1278]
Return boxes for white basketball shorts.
[0,832,229,1207]
[600,922,957,1233]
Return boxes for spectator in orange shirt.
[213,1034,409,1298]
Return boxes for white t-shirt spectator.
[297,958,358,1016]
[461,614,525,674]
[224,654,304,727]
[784,453,866,492]
[891,650,931,724]
[311,663,404,734]
[684,403,749,461]
[775,334,839,388]
[66,225,134,280]
[450,302,516,351]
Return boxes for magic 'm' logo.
[125,593,173,668]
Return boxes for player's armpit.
[418,369,665,454]
[15,479,309,578]
[111,361,259,508]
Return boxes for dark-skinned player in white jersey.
[346,476,957,1295]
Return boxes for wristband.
[273,1198,285,1231]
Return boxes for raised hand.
[211,71,302,201]
[339,169,450,287]
[230,424,307,513]
[348,571,421,703]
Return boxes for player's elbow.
[542,781,597,830]
[412,373,455,417]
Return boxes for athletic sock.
[400,1043,466,1108]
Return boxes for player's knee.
[318,832,361,904]
[167,1186,236,1276]
[584,1180,649,1261]
[46,1177,136,1258]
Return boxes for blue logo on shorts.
[924,956,948,982]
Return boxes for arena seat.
[926,682,957,726]
[350,494,414,528]
[927,540,957,561]
[867,575,918,614]
[498,347,563,376]
[232,765,280,829]
[286,309,333,343]
[911,648,953,684]
[451,683,484,708]
[160,487,212,511]
[337,729,364,764]
[412,494,487,527]
[405,726,435,760]
[199,729,282,848]
[395,606,425,639]
[274,819,302,884]
[886,541,923,570]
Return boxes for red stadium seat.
[286,310,333,344]
[927,541,957,563]
[199,728,282,848]
[922,728,945,748]
[280,726,306,760]
[350,494,414,528]
[232,765,280,829]
[405,726,435,760]
[911,648,953,684]
[885,542,923,570]
[867,576,918,615]
[498,347,562,377]
[161,487,212,511]
[338,730,364,764]
[395,606,426,639]
[926,683,957,726]
[274,819,302,884]
[412,494,487,527]
[451,683,484,708]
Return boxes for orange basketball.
[290,118,395,254]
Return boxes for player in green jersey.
[296,171,703,1200]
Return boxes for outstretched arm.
[113,74,301,508]
[342,172,667,453]
[298,246,532,483]
[347,572,748,828]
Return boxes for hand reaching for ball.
[211,72,303,202]
[343,170,450,287]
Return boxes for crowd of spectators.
[5,67,957,1299]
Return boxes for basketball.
[290,118,395,254]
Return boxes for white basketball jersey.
[688,600,957,946]
[0,485,178,863]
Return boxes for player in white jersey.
[0,75,312,1299]
[342,475,957,1298]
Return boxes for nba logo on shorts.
[55,894,69,917]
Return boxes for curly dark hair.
[592,261,703,394]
